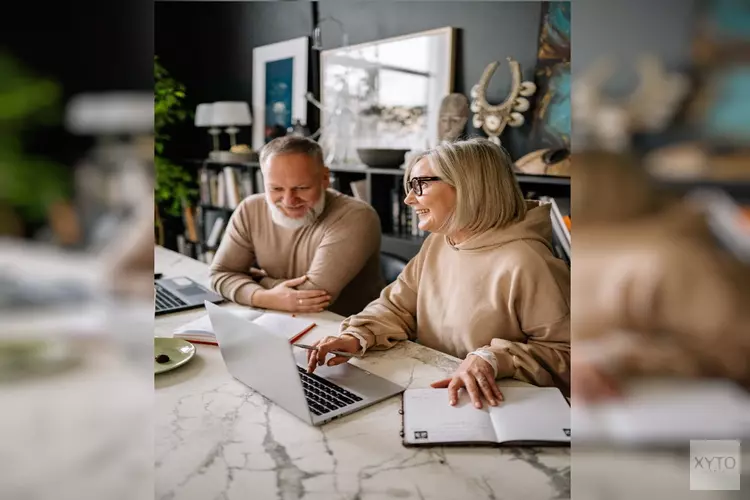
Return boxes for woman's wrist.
[340,332,367,355]
[468,349,499,378]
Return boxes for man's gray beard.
[267,193,326,229]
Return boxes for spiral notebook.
[401,386,570,447]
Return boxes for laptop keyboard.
[297,366,363,416]
[155,284,187,313]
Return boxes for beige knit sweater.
[340,200,571,390]
[210,189,384,316]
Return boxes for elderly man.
[210,136,384,316]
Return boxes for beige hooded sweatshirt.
[339,200,571,390]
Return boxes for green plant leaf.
[153,55,196,221]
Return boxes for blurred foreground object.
[571,151,750,441]
[65,91,155,300]
[0,52,71,238]
[570,2,749,498]
[0,91,154,499]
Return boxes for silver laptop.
[155,276,223,316]
[205,301,405,426]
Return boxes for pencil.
[184,340,218,346]
[289,323,317,344]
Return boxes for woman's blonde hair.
[403,138,527,235]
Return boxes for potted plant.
[154,56,197,229]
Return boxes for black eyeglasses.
[406,176,442,196]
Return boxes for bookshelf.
[177,159,571,263]
[177,159,263,263]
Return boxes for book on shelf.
[183,204,198,243]
[241,170,253,199]
[199,169,211,204]
[200,164,258,209]
[206,216,226,248]
[216,172,226,208]
[176,234,187,255]
[402,386,570,447]
[173,307,317,346]
[540,196,570,262]
[185,163,263,263]
[223,166,241,208]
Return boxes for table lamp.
[194,103,219,152]
[211,101,252,148]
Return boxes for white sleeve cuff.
[468,349,498,378]
[341,332,368,355]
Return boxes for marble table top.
[154,246,571,500]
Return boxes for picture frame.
[319,27,455,159]
[252,36,309,151]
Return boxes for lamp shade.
[211,101,252,126]
[194,103,214,127]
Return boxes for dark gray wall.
[155,1,313,160]
[318,0,543,158]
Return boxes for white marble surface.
[155,246,571,500]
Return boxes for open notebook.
[402,386,571,447]
[173,308,316,345]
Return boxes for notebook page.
[488,387,570,444]
[403,388,497,445]
[173,307,264,337]
[252,312,315,341]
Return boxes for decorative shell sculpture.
[470,57,536,145]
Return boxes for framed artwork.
[252,36,309,151]
[528,1,571,151]
[320,27,455,161]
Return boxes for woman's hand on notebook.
[431,356,503,409]
[306,335,361,373]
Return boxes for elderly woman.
[308,138,571,408]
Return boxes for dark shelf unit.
[515,174,571,185]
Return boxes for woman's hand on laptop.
[431,356,503,409]
[306,335,361,373]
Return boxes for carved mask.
[438,93,470,142]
